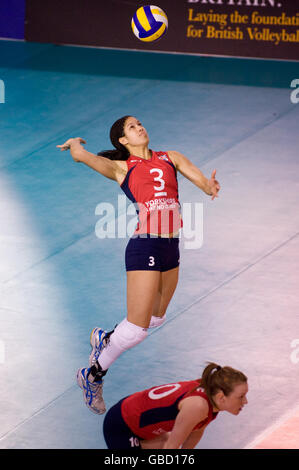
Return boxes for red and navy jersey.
[121,380,218,440]
[120,151,182,235]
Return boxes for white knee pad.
[149,314,166,329]
[112,319,148,350]
[98,319,148,370]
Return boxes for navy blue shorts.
[125,235,180,272]
[103,398,141,449]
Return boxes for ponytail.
[200,362,247,407]
[97,149,129,160]
[98,115,131,161]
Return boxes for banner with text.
[25,0,299,61]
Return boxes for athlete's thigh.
[152,266,179,317]
[127,270,161,328]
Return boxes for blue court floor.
[0,40,299,449]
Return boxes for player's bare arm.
[163,396,209,449]
[57,137,127,183]
[181,425,206,449]
[168,150,220,200]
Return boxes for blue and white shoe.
[89,327,113,367]
[76,367,106,415]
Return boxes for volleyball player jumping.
[57,116,220,414]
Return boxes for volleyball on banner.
[131,5,168,42]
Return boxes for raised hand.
[209,169,220,200]
[56,137,86,151]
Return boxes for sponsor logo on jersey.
[158,154,168,161]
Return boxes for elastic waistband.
[132,231,180,239]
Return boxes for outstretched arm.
[57,137,126,182]
[168,150,220,200]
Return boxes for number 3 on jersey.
[150,168,167,197]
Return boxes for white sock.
[98,318,148,371]
[149,314,166,328]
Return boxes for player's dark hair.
[97,115,131,161]
[199,362,247,408]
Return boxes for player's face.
[224,382,248,415]
[120,117,149,147]
[215,382,248,415]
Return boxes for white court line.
[161,230,299,331]
[244,401,299,449]
[0,385,75,443]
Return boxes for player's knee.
[110,319,148,351]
